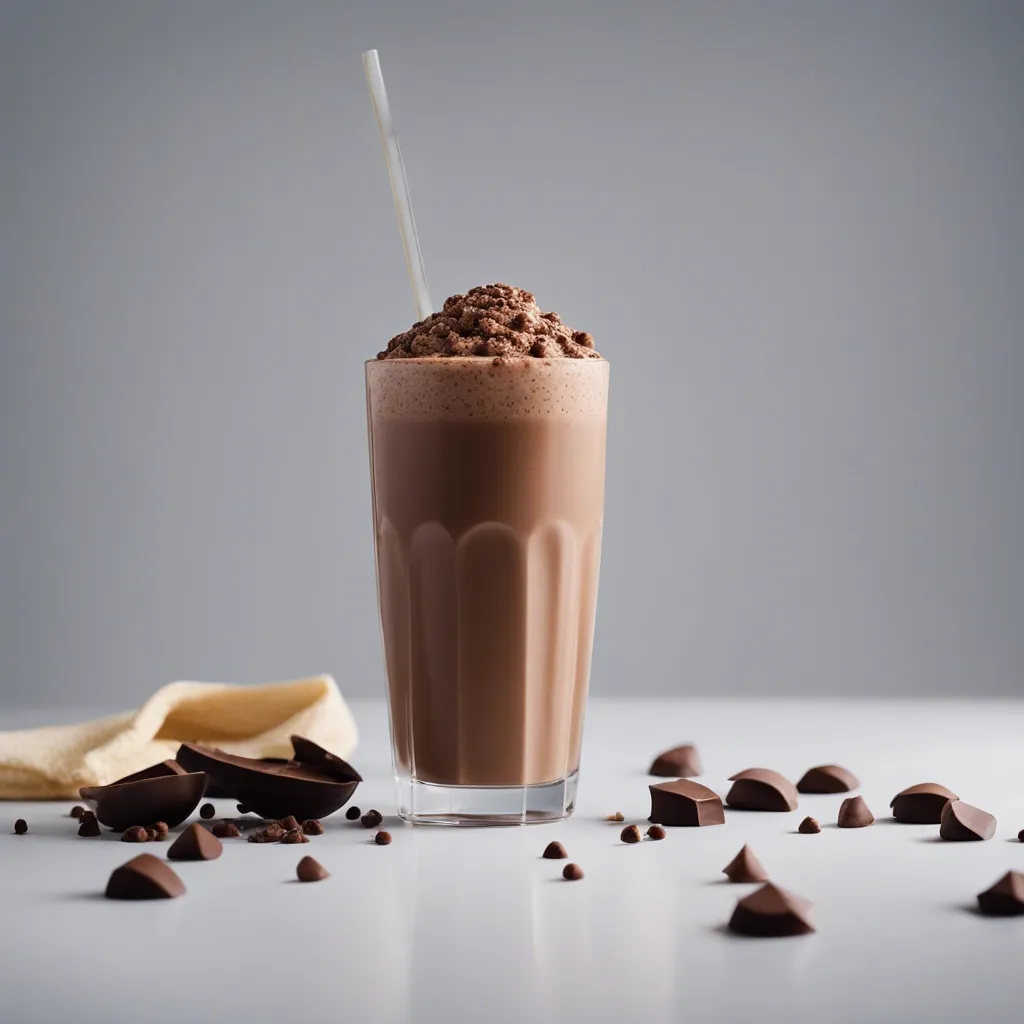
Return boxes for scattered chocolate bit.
[301,819,324,836]
[79,769,207,833]
[278,815,300,832]
[78,815,102,838]
[13,819,27,835]
[168,822,224,861]
[798,816,822,834]
[620,824,643,844]
[562,863,584,881]
[247,829,279,844]
[151,821,169,839]
[146,828,159,841]
[345,806,362,820]
[648,743,703,778]
[70,806,86,820]
[375,831,392,846]
[796,764,859,794]
[121,825,149,843]
[199,803,215,820]
[837,796,875,829]
[1018,829,1024,843]
[211,821,241,838]
[106,853,186,900]
[646,825,667,841]
[722,844,769,883]
[889,783,959,824]
[977,871,1024,916]
[604,811,625,822]
[939,800,996,842]
[649,779,725,827]
[297,856,329,882]
[543,841,568,859]
[281,828,309,845]
[361,810,383,829]
[728,883,814,937]
[726,769,799,812]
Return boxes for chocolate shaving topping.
[648,744,703,778]
[798,816,821,834]
[837,796,875,829]
[722,844,769,883]
[543,841,568,859]
[649,779,725,827]
[106,853,185,900]
[725,769,799,812]
[167,822,224,861]
[889,783,959,824]
[939,800,996,842]
[728,883,814,937]
[796,764,860,794]
[296,856,329,883]
[977,871,1024,916]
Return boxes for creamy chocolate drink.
[366,284,608,824]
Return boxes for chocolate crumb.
[199,803,215,820]
[620,825,643,844]
[122,826,150,843]
[14,819,27,835]
[248,823,285,844]
[605,812,625,822]
[361,810,383,829]
[151,821,169,839]
[278,815,300,832]
[281,828,309,845]
[301,819,324,836]
[345,806,362,820]
[70,806,86,820]
[646,825,667,841]
[543,841,568,859]
[375,831,392,846]
[798,816,822,834]
[562,863,584,881]
[212,821,241,838]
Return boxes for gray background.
[2,0,1022,709]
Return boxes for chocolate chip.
[722,844,769,883]
[620,824,642,844]
[889,783,958,824]
[120,826,148,843]
[604,812,624,822]
[939,800,996,842]
[151,821,169,839]
[78,815,102,837]
[168,822,224,861]
[211,821,241,838]
[301,818,324,836]
[796,764,859,794]
[296,856,329,882]
[728,883,814,937]
[646,825,666,841]
[562,863,584,881]
[543,841,568,859]
[725,769,799,812]
[361,810,383,829]
[649,779,725,827]
[345,806,362,820]
[146,828,159,841]
[281,829,309,845]
[13,819,27,835]
[375,831,392,846]
[106,853,186,900]
[837,796,875,829]
[277,815,299,832]
[70,806,86,820]
[798,816,821,834]
[199,803,215,820]
[977,871,1024,916]
[648,744,702,778]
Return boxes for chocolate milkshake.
[366,284,608,824]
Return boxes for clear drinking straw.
[362,49,433,322]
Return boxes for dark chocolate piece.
[199,803,215,820]
[562,863,584,881]
[728,883,814,937]
[146,827,159,841]
[79,771,206,833]
[211,821,241,838]
[1018,829,1024,843]
[648,743,702,778]
[113,760,187,786]
[620,825,642,844]
[939,800,996,841]
[361,810,383,829]
[14,819,27,835]
[646,825,666,841]
[167,822,224,861]
[374,830,392,846]
[281,828,309,844]
[798,816,821,834]
[151,821,169,839]
[278,815,300,832]
[837,796,875,829]
[345,806,362,820]
[296,856,329,882]
[301,819,324,836]
[176,738,361,822]
[889,783,958,824]
[121,826,150,843]
[105,853,185,900]
[726,769,799,812]
[722,844,769,883]
[203,759,290,799]
[605,811,625,822]
[78,815,102,837]
[977,871,1024,916]
[648,779,725,827]
[543,841,568,859]
[70,806,86,819]
[796,764,859,794]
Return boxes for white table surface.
[1,698,1022,1024]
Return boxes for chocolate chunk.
[543,841,568,859]
[374,831,392,846]
[176,737,361,822]
[79,770,207,833]
[280,828,309,844]
[167,822,224,861]
[345,806,362,820]
[146,828,159,841]
[106,853,186,900]
[199,803,215,819]
[977,871,1024,916]
[798,816,821,834]
[722,844,769,883]
[889,783,959,824]
[939,800,996,842]
[70,806,86,820]
[796,764,859,794]
[620,824,643,844]
[151,821,169,839]
[649,779,725,827]
[296,856,329,882]
[646,825,666,840]
[361,810,383,829]
[604,811,624,822]
[837,796,875,829]
[648,744,703,778]
[278,815,300,832]
[211,821,241,838]
[728,883,814,937]
[301,819,324,836]
[562,863,584,881]
[726,769,799,812]
[247,828,280,844]
[13,819,27,835]
[78,815,102,838]
[121,825,150,843]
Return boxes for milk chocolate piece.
[977,871,1024,916]
[648,744,702,778]
[176,737,361,822]
[278,815,300,832]
[798,816,821,834]
[121,826,149,843]
[620,825,642,844]
[78,815,102,837]
[296,856,329,882]
[728,883,814,937]
[722,844,769,883]
[562,863,584,881]
[146,828,159,841]
[939,800,996,842]
[281,828,309,844]
[646,825,666,841]
[375,831,392,846]
[211,821,241,838]
[649,779,725,827]
[796,764,859,794]
[80,771,207,833]
[726,769,799,812]
[167,822,223,861]
[889,783,958,824]
[301,819,324,836]
[543,841,567,859]
[837,796,874,829]
[151,821,169,839]
[106,853,185,900]
[14,819,27,835]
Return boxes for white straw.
[362,49,433,322]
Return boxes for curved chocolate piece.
[649,779,724,827]
[796,764,859,794]
[939,799,996,841]
[726,768,799,812]
[648,744,702,778]
[106,853,185,900]
[176,738,361,821]
[203,758,290,799]
[722,844,768,883]
[113,760,186,786]
[890,782,958,823]
[977,871,1024,916]
[837,795,875,828]
[728,883,814,937]
[80,771,207,832]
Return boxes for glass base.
[395,771,579,826]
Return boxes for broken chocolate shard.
[726,769,799,812]
[80,771,207,833]
[837,795,875,829]
[648,743,703,778]
[798,816,821,834]
[543,841,568,859]
[889,783,959,824]
[296,856,329,882]
[722,844,769,883]
[939,800,996,842]
[78,815,102,837]
[977,871,1024,916]
[106,853,185,900]
[649,779,725,827]
[167,822,224,861]
[728,883,814,937]
[796,764,859,794]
